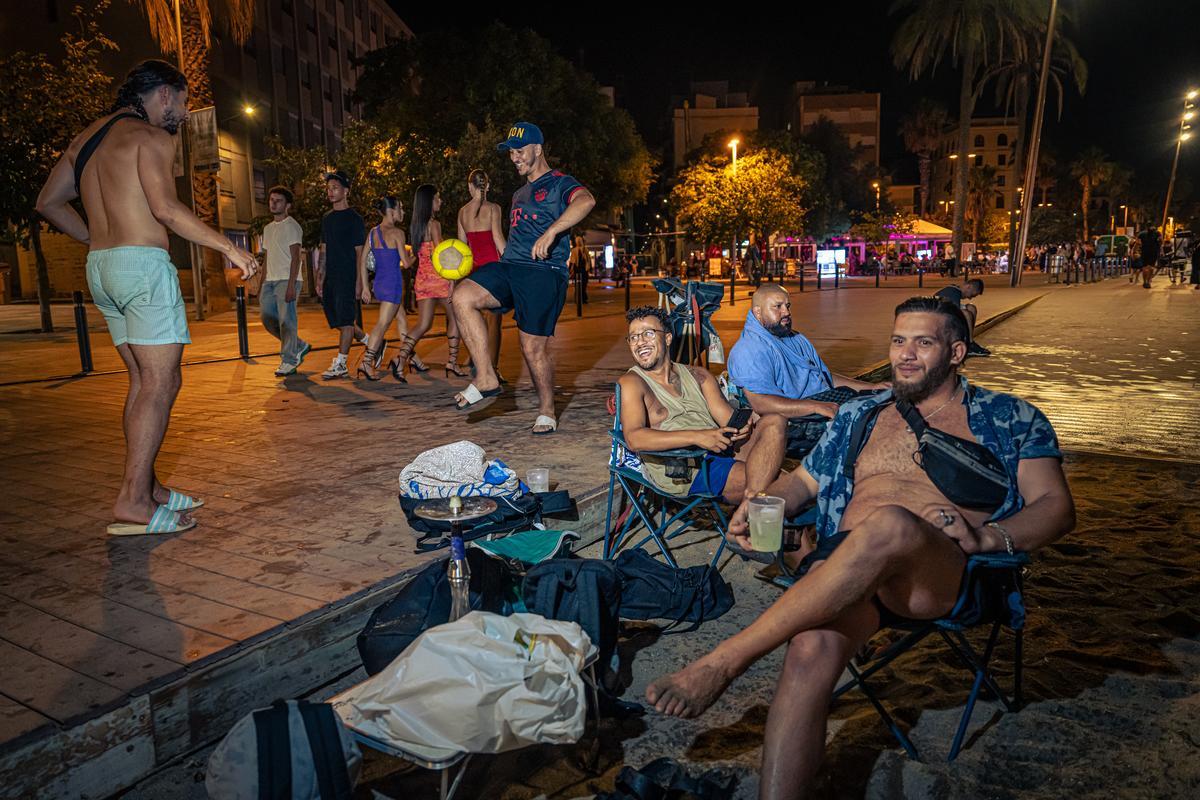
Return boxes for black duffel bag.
[356,548,519,675]
[613,549,734,626]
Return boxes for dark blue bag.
[356,548,518,675]
[522,559,622,678]
[613,549,734,625]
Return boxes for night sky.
[391,1,1200,190]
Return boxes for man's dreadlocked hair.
[110,60,187,122]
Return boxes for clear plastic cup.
[747,495,785,551]
[527,468,550,493]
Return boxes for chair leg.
[602,472,617,560]
[1014,627,1024,709]
[846,664,921,761]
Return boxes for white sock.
[334,353,347,366]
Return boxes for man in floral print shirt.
[645,296,1076,800]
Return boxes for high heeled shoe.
[357,348,382,381]
[405,335,430,373]
[444,335,471,378]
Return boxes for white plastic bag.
[398,440,522,499]
[334,612,594,759]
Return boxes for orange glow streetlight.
[729,137,740,174]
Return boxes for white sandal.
[532,414,557,435]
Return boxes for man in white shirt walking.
[261,186,311,375]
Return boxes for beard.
[160,112,185,135]
[766,318,794,337]
[893,356,955,404]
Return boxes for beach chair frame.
[832,551,1029,762]
[603,382,731,569]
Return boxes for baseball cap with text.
[496,122,544,151]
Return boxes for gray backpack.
[206,699,361,800]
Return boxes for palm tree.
[129,1,255,306]
[891,0,1038,259]
[898,98,951,217]
[965,165,1000,245]
[1070,147,1114,241]
[986,13,1087,258]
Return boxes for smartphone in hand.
[725,407,753,436]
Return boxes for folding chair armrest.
[608,430,708,460]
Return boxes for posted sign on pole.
[188,106,220,173]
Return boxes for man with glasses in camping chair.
[618,306,788,512]
[646,296,1075,800]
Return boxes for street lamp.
[871,181,880,212]
[1120,204,1128,228]
[728,137,740,174]
[1160,88,1196,235]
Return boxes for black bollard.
[575,271,583,317]
[798,265,805,292]
[918,268,924,289]
[875,267,880,288]
[235,286,250,360]
[72,290,93,374]
[834,266,840,289]
[624,272,631,311]
[729,270,736,306]
[817,267,823,291]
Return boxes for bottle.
[448,535,471,621]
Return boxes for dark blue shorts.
[687,455,736,497]
[467,261,567,337]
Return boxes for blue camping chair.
[603,382,731,569]
[831,551,1030,761]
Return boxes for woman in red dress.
[455,169,507,380]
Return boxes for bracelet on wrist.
[986,521,1015,555]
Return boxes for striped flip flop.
[107,504,197,536]
[166,489,204,511]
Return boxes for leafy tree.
[129,0,257,308]
[0,2,117,331]
[892,0,1038,256]
[671,148,808,252]
[354,23,653,223]
[898,98,951,217]
[1026,205,1075,244]
[848,210,918,248]
[259,121,451,247]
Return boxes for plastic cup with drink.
[747,495,785,552]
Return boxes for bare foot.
[645,657,736,718]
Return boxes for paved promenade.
[0,270,1116,797]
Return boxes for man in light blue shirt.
[727,284,877,419]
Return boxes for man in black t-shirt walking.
[317,170,367,379]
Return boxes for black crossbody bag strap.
[895,400,928,438]
[73,112,141,194]
[842,402,890,480]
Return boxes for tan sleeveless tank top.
[627,364,718,495]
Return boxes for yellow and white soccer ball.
[432,238,474,280]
